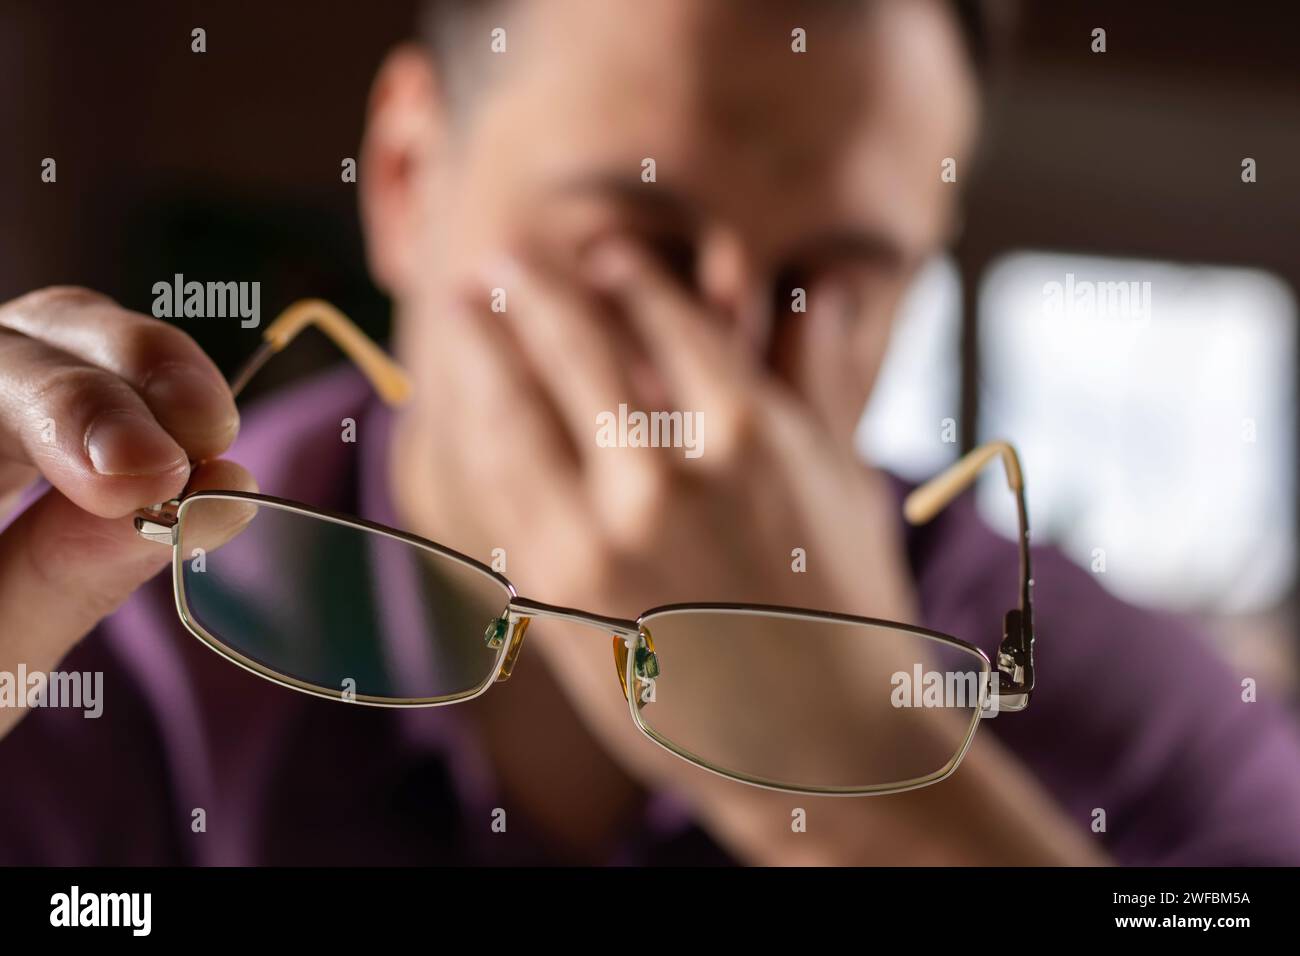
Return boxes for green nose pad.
[631,641,660,709]
[635,644,660,680]
[613,633,661,704]
[483,616,509,650]
[484,615,531,681]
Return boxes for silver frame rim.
[624,605,992,797]
[172,491,516,708]
[168,489,994,795]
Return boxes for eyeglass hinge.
[994,608,1034,711]
[133,500,180,545]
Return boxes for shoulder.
[897,477,1300,864]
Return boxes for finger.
[177,475,262,556]
[0,457,255,738]
[588,242,769,470]
[0,330,192,517]
[440,295,585,529]
[586,240,744,413]
[0,287,239,461]
[481,257,671,529]
[485,255,632,460]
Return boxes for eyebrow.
[551,172,701,223]
[550,172,910,270]
[792,230,908,272]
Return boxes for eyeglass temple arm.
[228,299,411,405]
[134,300,411,541]
[902,441,1035,712]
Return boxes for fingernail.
[85,409,188,476]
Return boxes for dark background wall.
[3,1,1295,394]
[956,1,1300,441]
[4,0,1297,683]
[1,0,419,392]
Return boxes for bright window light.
[978,251,1296,614]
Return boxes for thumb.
[0,458,255,738]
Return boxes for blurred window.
[977,251,1297,614]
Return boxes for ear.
[359,43,447,296]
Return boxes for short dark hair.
[422,0,1007,89]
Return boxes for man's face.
[366,0,976,440]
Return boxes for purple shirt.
[4,365,1300,865]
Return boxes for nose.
[695,226,772,356]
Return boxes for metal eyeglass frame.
[134,299,1036,796]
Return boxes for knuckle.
[28,365,130,420]
[26,526,98,599]
[115,320,198,375]
[25,522,158,622]
[598,465,671,552]
[19,285,113,315]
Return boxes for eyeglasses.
[135,300,1036,796]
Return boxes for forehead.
[466,0,977,255]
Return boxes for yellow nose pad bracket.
[612,630,659,704]
[485,615,532,681]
